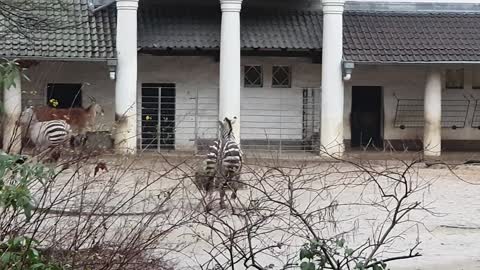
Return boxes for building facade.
[2,0,480,156]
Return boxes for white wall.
[137,56,219,150]
[22,61,115,131]
[347,65,480,141]
[22,59,480,151]
[138,55,321,150]
[240,57,321,142]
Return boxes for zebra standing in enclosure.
[20,107,72,156]
[196,116,243,210]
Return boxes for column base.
[320,142,345,158]
[113,117,137,155]
[423,149,441,157]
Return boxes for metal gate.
[140,83,176,151]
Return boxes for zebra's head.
[219,116,237,139]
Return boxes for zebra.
[20,107,72,159]
[196,116,243,211]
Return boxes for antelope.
[31,97,104,147]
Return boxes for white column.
[114,0,138,154]
[320,0,346,157]
[3,69,22,154]
[219,0,242,143]
[424,69,442,157]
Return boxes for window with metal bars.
[272,66,291,88]
[244,65,263,88]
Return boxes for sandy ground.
[41,151,480,269]
[385,165,480,270]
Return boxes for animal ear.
[87,95,96,104]
[230,116,238,125]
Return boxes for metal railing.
[471,98,480,129]
[139,87,322,154]
[240,87,321,153]
[394,94,470,129]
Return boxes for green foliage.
[0,59,31,114]
[0,154,53,221]
[0,236,63,270]
[299,239,388,270]
[0,59,21,90]
[0,153,62,270]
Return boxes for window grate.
[244,65,263,88]
[272,66,291,88]
[393,95,470,129]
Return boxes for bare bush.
[0,148,195,269]
[187,152,434,270]
[0,112,441,270]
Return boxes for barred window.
[244,65,263,88]
[446,68,464,89]
[272,66,291,88]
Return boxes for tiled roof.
[138,6,323,50]
[138,6,480,63]
[0,0,116,60]
[344,12,480,63]
[138,8,219,49]
[242,10,322,50]
[3,1,480,63]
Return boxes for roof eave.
[350,60,480,65]
[1,55,117,62]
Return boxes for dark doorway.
[351,86,383,148]
[141,83,176,151]
[46,83,82,108]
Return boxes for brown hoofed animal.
[32,103,104,135]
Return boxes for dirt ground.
[49,151,480,269]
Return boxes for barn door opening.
[141,83,176,151]
[351,86,383,149]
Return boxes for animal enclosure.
[138,87,322,153]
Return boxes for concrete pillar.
[3,68,22,154]
[219,0,242,143]
[320,0,345,157]
[424,69,442,157]
[114,0,138,154]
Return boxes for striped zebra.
[196,117,243,211]
[20,107,72,156]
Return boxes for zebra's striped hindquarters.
[29,120,72,149]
